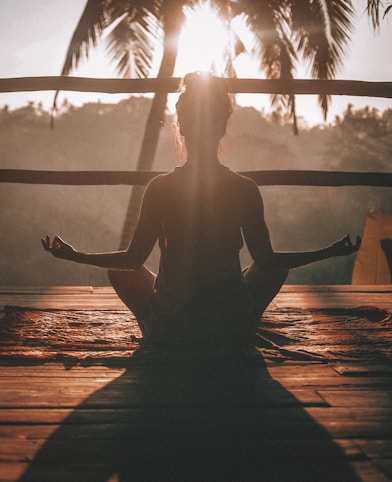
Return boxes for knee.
[244,263,288,286]
[107,269,125,288]
[107,268,156,294]
[273,268,289,285]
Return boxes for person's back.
[144,163,258,348]
[155,164,244,294]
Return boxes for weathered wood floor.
[0,285,391,482]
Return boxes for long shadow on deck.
[18,353,361,482]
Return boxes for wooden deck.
[0,285,391,482]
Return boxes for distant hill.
[1,98,391,286]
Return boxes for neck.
[184,137,220,166]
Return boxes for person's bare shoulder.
[144,168,178,194]
[224,168,259,195]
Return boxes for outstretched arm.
[241,179,361,271]
[41,235,145,270]
[265,234,361,270]
[41,177,162,270]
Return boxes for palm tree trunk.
[290,94,299,136]
[119,8,184,249]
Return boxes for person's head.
[175,72,232,150]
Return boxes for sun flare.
[175,2,234,76]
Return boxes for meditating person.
[42,72,360,350]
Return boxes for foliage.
[59,0,356,120]
[366,0,392,28]
[326,105,392,172]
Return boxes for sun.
[174,2,235,77]
[168,2,263,114]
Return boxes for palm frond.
[238,1,298,129]
[385,4,392,17]
[105,9,160,78]
[52,0,113,121]
[240,2,281,75]
[366,0,382,28]
[292,0,353,118]
[209,1,244,78]
[60,0,115,76]
[52,0,162,118]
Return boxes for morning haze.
[1,98,391,286]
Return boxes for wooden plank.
[0,408,74,424]
[0,440,385,482]
[0,432,387,482]
[280,285,392,293]
[306,407,392,422]
[0,364,125,378]
[316,421,392,439]
[318,390,392,408]
[275,294,392,304]
[367,460,392,482]
[332,364,392,377]
[3,419,392,441]
[1,285,391,310]
[269,364,348,378]
[350,460,391,482]
[0,386,326,409]
[0,294,128,310]
[269,363,392,384]
[2,439,361,460]
[0,463,105,482]
[0,286,94,295]
[0,463,28,482]
[352,440,392,459]
[1,459,386,482]
[270,376,391,389]
[273,292,392,309]
[2,406,391,425]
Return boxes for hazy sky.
[1,0,392,125]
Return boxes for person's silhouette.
[42,72,360,350]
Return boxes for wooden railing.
[1,169,391,187]
[1,76,391,188]
[1,76,392,97]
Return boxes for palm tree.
[56,0,379,247]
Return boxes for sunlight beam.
[174,2,233,76]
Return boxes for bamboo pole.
[1,77,392,98]
[1,169,391,187]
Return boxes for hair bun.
[183,71,213,88]
[182,72,228,96]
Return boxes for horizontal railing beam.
[1,77,392,98]
[1,169,391,187]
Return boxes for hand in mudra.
[330,234,361,257]
[41,235,75,260]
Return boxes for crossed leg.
[107,267,156,332]
[109,263,287,322]
[243,263,288,318]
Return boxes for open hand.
[41,235,75,260]
[330,234,361,257]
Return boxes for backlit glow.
[175,2,234,76]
